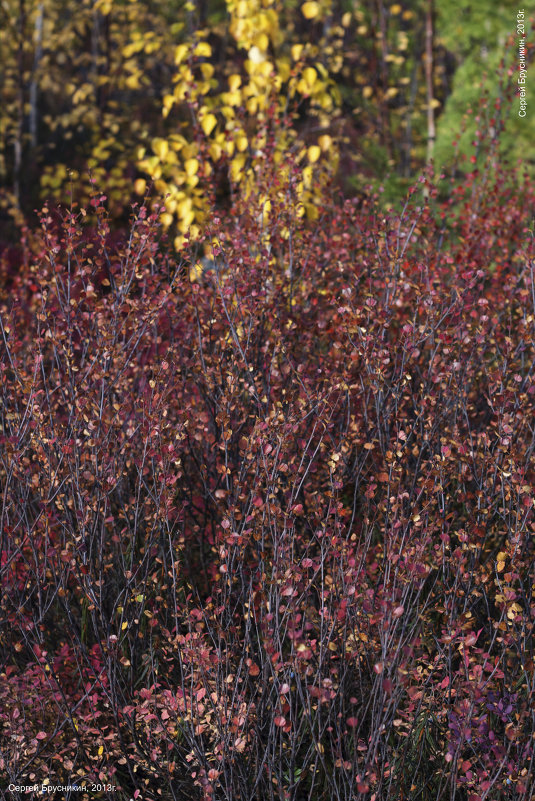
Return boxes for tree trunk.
[424,0,435,166]
[14,0,26,207]
[29,2,44,149]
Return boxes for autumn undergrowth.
[1,136,535,801]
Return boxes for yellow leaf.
[228,74,242,92]
[277,57,291,82]
[177,197,192,216]
[162,94,175,118]
[134,179,146,195]
[291,44,304,61]
[390,4,402,13]
[200,63,214,80]
[152,138,168,160]
[363,86,373,99]
[318,134,332,151]
[306,203,319,220]
[235,134,249,152]
[301,1,320,19]
[302,67,317,87]
[209,142,222,161]
[194,41,212,58]
[95,0,111,14]
[221,104,237,121]
[307,145,321,163]
[177,199,195,230]
[185,158,199,177]
[257,60,274,78]
[182,143,197,159]
[248,45,265,64]
[200,113,217,136]
[189,262,203,282]
[255,32,269,51]
[121,621,128,630]
[122,43,139,59]
[175,44,188,65]
[125,74,141,90]
[230,153,246,182]
[98,746,104,757]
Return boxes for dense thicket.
[1,2,534,800]
[1,141,534,799]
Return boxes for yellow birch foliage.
[138,0,342,249]
[0,0,183,216]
